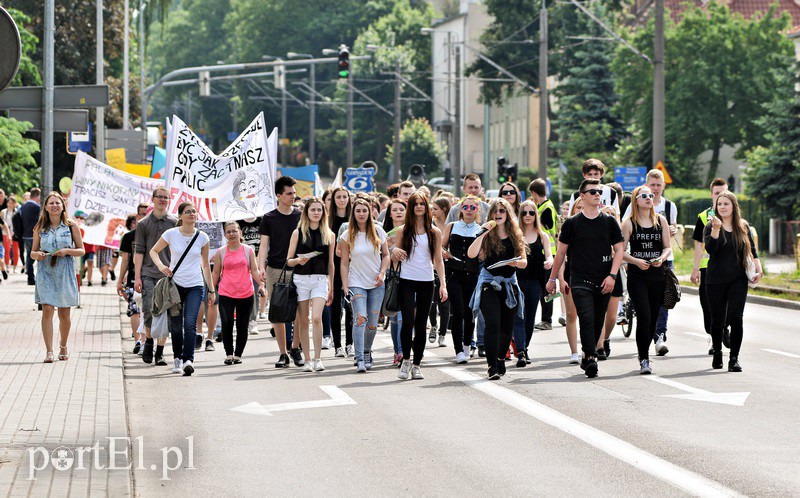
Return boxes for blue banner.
[614,166,647,192]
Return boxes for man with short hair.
[691,177,728,355]
[566,159,620,215]
[445,173,491,224]
[546,178,625,378]
[134,186,177,366]
[258,176,301,368]
[529,178,558,330]
[378,181,416,222]
[20,188,41,285]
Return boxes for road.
[123,295,800,496]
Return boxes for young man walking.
[547,178,625,378]
[20,188,41,285]
[445,174,491,224]
[566,159,620,215]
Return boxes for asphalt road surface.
[123,296,800,496]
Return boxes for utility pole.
[123,0,129,129]
[42,0,54,194]
[452,43,461,188]
[652,0,665,167]
[96,0,105,162]
[392,59,401,182]
[538,0,548,180]
[309,62,316,164]
[281,88,287,165]
[139,0,145,128]
[347,79,353,168]
[232,98,238,133]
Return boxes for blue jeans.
[390,312,403,354]
[476,311,485,347]
[350,286,385,362]
[322,305,331,339]
[513,277,542,354]
[655,261,673,341]
[23,237,34,281]
[169,285,204,363]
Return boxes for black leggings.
[428,275,451,335]
[218,294,253,357]
[571,287,611,357]
[399,278,434,365]
[627,277,665,360]
[480,284,517,371]
[707,275,748,357]
[331,275,353,348]
[447,270,478,354]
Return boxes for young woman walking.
[286,197,335,372]
[703,191,762,372]
[468,198,526,379]
[30,192,85,363]
[512,200,552,367]
[428,196,452,347]
[212,221,262,365]
[149,202,213,376]
[340,199,390,372]
[391,192,447,380]
[384,198,407,366]
[328,186,353,355]
[499,182,521,214]
[621,186,671,374]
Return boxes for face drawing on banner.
[223,168,268,219]
[105,218,127,246]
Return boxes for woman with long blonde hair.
[703,191,761,372]
[286,197,335,372]
[30,192,85,363]
[621,185,672,374]
[467,198,527,379]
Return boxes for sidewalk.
[0,272,130,496]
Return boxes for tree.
[7,8,41,86]
[0,117,41,194]
[745,66,800,220]
[384,117,445,175]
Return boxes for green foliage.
[0,117,41,194]
[384,117,445,176]
[6,8,41,86]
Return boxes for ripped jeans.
[350,286,386,362]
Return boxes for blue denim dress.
[35,223,80,308]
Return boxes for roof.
[637,0,800,31]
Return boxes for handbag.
[662,265,681,310]
[380,261,402,317]
[745,255,758,287]
[268,265,298,324]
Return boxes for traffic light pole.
[42,0,54,194]
[392,59,401,182]
[538,1,548,180]
[95,0,105,163]
[347,79,353,168]
[453,44,461,190]
[652,0,665,167]
[309,62,316,164]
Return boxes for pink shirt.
[217,245,255,299]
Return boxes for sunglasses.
[500,190,516,196]
[414,202,427,207]
[521,210,536,217]
[638,193,655,199]
[581,188,603,196]
[496,208,507,214]
[461,204,477,211]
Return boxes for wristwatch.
[609,273,618,280]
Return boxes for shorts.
[124,287,142,317]
[293,274,329,302]
[265,266,288,299]
[612,275,623,298]
[84,252,95,261]
[97,248,112,267]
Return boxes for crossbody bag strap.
[171,230,200,275]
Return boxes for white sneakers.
[182,360,194,376]
[303,361,314,372]
[437,335,447,347]
[456,346,469,364]
[411,366,424,380]
[398,361,411,380]
[171,358,182,373]
[569,352,581,364]
[313,359,325,372]
[321,336,332,350]
[655,336,669,356]
[335,347,345,358]
[249,320,259,335]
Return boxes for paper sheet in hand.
[297,251,322,260]
[486,256,521,270]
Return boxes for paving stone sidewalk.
[0,272,131,497]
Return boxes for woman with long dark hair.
[499,182,521,214]
[703,191,761,372]
[391,192,447,380]
[328,186,353,356]
[428,196,452,346]
[468,198,527,380]
[384,198,407,366]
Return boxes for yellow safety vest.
[698,208,711,269]
[537,198,558,253]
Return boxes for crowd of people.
[10,157,763,379]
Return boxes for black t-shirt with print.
[238,217,262,255]
[258,208,301,269]
[559,212,623,290]
[119,230,136,287]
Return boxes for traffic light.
[338,46,350,79]
[506,163,518,184]
[497,156,508,183]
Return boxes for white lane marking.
[645,375,750,406]
[685,332,709,338]
[440,367,744,497]
[762,348,800,359]
[230,385,356,417]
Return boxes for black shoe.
[142,341,154,364]
[270,327,276,338]
[195,334,203,350]
[516,354,526,368]
[87,281,93,287]
[712,351,723,369]
[585,359,598,378]
[132,342,141,355]
[275,353,290,368]
[596,348,607,361]
[110,270,116,281]
[580,357,588,371]
[478,346,486,358]
[523,350,531,364]
[1,270,7,280]
[155,354,167,366]
[708,347,715,356]
[603,339,611,358]
[28,280,35,286]
[728,356,742,372]
[497,361,506,376]
[290,348,305,367]
[488,368,501,380]
[722,328,731,349]
[101,280,107,287]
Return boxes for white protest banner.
[164,112,278,222]
[68,151,164,249]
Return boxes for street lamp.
[321,48,338,56]
[287,52,316,163]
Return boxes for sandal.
[224,356,234,365]
[58,346,69,361]
[233,356,242,364]
[44,352,55,363]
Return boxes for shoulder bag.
[268,265,298,324]
[380,261,402,317]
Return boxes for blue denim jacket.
[469,267,524,320]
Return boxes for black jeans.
[331,275,353,348]
[447,270,478,354]
[539,277,553,323]
[218,294,253,357]
[480,284,517,372]
[707,275,748,357]
[428,275,451,335]
[627,277,665,360]
[571,287,611,357]
[399,278,434,365]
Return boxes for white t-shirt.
[340,226,387,290]
[623,197,677,261]
[160,227,210,288]
[567,186,620,216]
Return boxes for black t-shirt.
[119,230,136,287]
[703,224,758,284]
[293,228,330,276]
[693,208,711,244]
[258,208,301,269]
[485,237,517,278]
[559,212,623,290]
[517,237,545,282]
[238,218,262,255]
[628,222,665,282]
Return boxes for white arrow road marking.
[230,386,356,417]
[645,375,750,406]
[440,367,744,497]
[762,349,800,359]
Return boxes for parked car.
[426,177,455,193]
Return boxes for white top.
[567,186,620,215]
[1,208,14,236]
[399,231,434,282]
[159,227,210,288]
[340,226,387,290]
[623,197,677,261]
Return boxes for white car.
[426,177,455,193]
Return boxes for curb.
[681,285,800,311]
